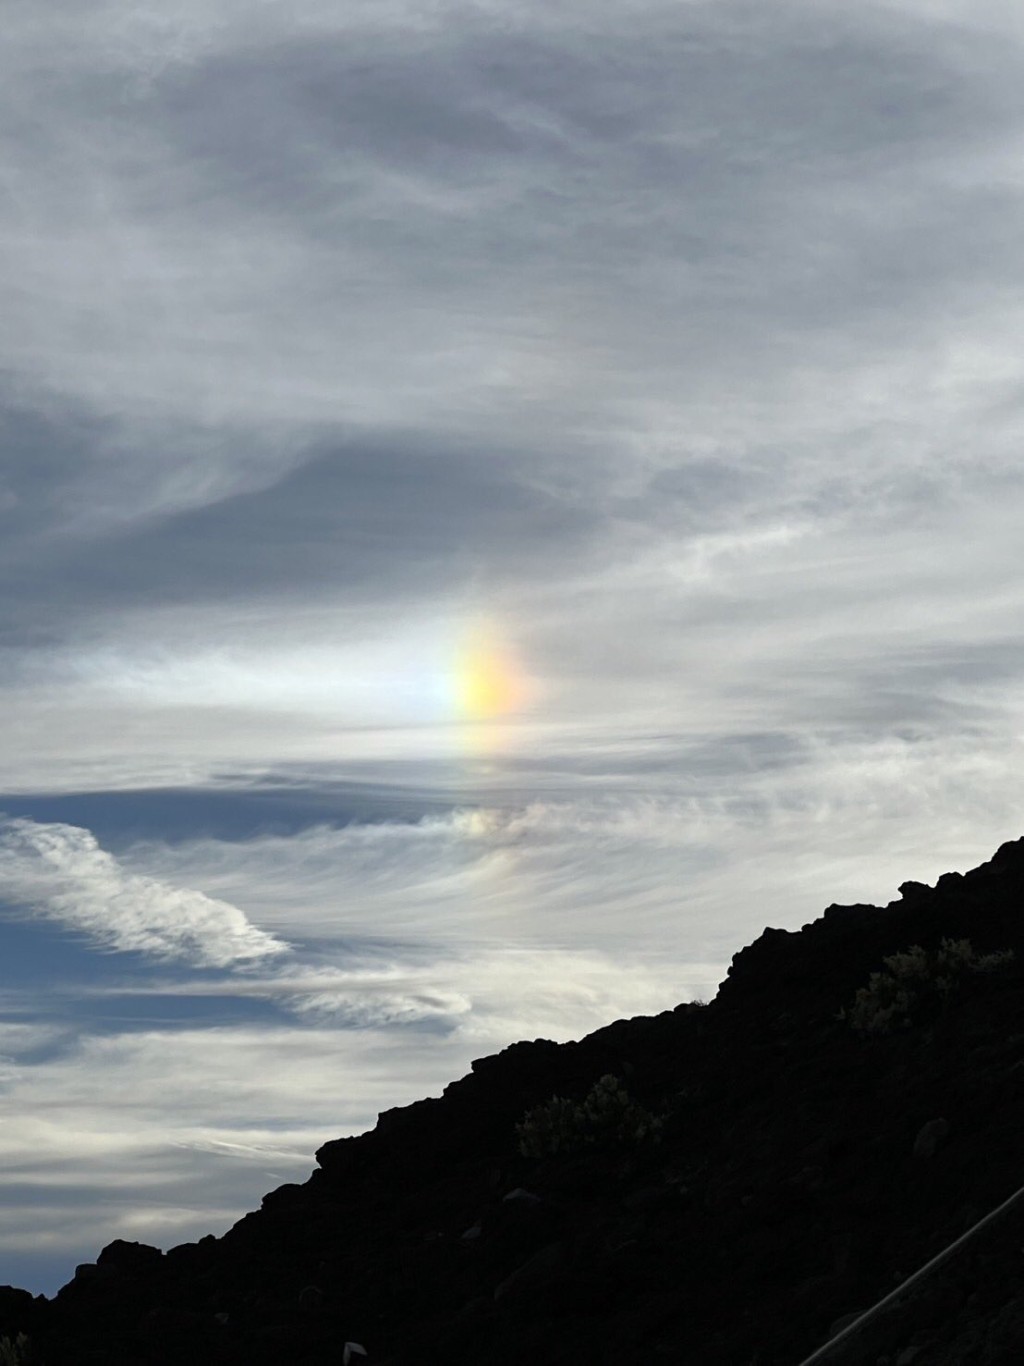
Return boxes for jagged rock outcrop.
[4,839,1024,1363]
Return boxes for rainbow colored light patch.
[453,629,531,722]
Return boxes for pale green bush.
[0,1334,33,1366]
[516,1074,663,1158]
[844,937,1014,1035]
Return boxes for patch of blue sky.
[61,989,291,1035]
[0,911,132,993]
[0,913,288,1033]
[0,1252,80,1301]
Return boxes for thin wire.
[793,1181,1024,1366]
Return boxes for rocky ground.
[4,839,1024,1364]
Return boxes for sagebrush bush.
[515,1074,663,1158]
[0,1335,33,1366]
[844,937,1014,1035]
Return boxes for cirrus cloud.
[0,817,288,967]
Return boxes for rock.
[71,1262,118,1286]
[455,1296,492,1321]
[259,1182,307,1211]
[493,1242,568,1304]
[96,1239,163,1274]
[913,1118,950,1160]
[502,1187,542,1205]
[899,882,930,902]
[140,1306,210,1335]
[936,872,965,894]
[297,1284,324,1310]
[0,1287,34,1316]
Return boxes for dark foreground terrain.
[5,839,1024,1364]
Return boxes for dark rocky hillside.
[5,839,1024,1364]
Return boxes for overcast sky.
[4,0,1024,1294]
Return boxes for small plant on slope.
[844,937,1014,1036]
[516,1074,663,1158]
[0,1335,34,1366]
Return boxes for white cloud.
[0,818,288,966]
[115,731,1024,984]
[85,947,712,1041]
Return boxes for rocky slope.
[4,839,1024,1364]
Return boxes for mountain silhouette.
[4,838,1024,1364]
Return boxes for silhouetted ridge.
[4,838,1024,1363]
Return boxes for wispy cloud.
[116,747,1024,981]
[0,818,288,966]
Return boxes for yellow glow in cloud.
[455,633,530,721]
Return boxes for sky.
[4,0,1024,1295]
